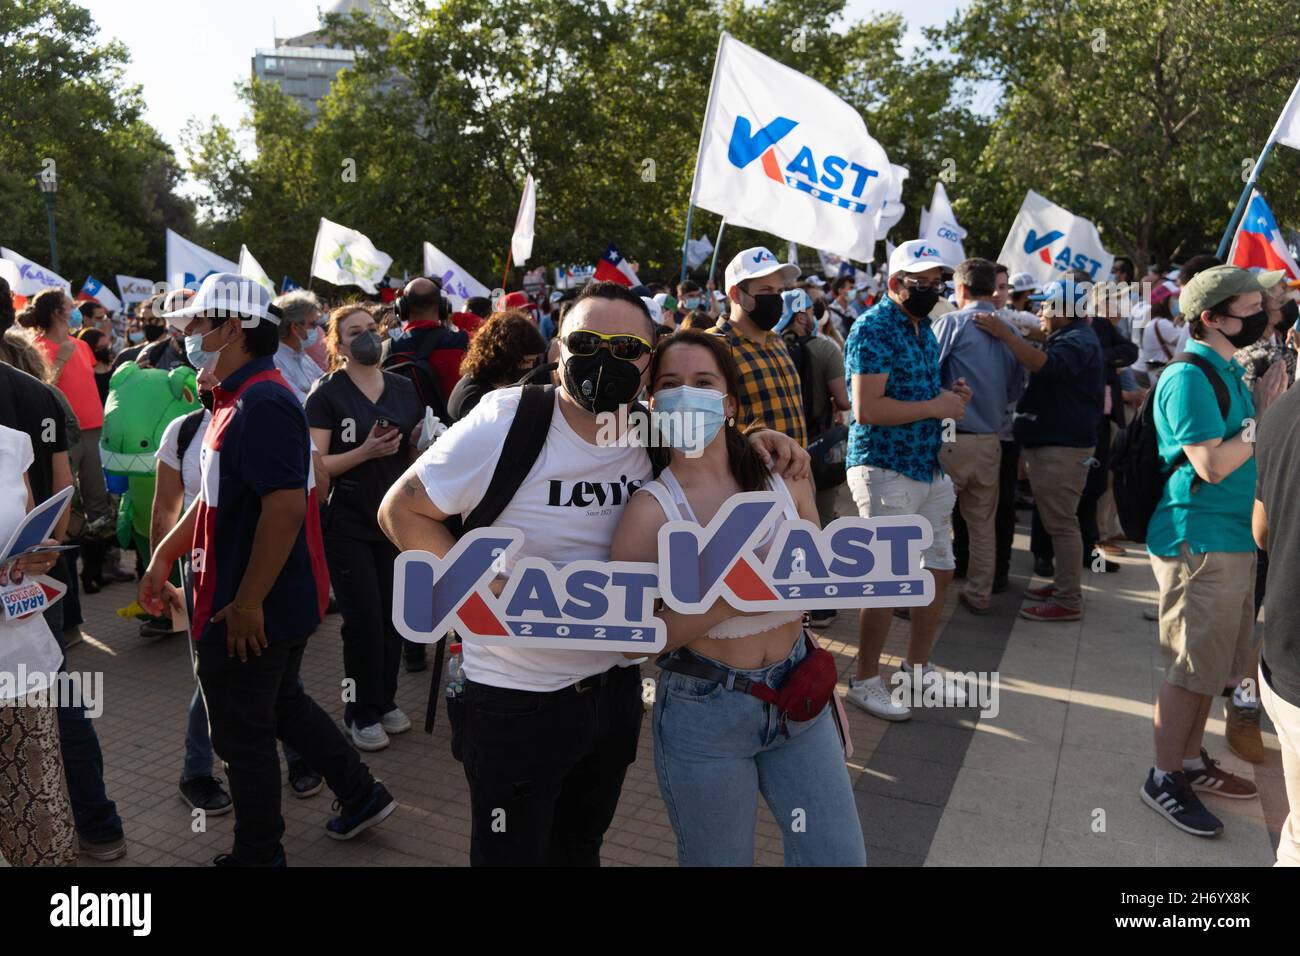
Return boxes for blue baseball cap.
[1028,278,1089,316]
[775,289,813,334]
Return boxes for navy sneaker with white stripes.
[1140,769,1223,837]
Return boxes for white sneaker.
[893,663,969,707]
[381,707,411,735]
[348,720,390,752]
[846,676,912,722]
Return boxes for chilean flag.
[1229,191,1300,280]
[76,276,123,313]
[594,243,640,287]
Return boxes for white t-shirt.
[1140,317,1183,366]
[156,409,211,509]
[416,387,654,692]
[0,426,64,702]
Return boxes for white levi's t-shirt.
[415,387,653,692]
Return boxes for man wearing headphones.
[383,278,469,409]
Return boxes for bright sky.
[83,0,968,162]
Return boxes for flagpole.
[681,31,729,285]
[501,248,513,292]
[706,218,726,287]
[1217,139,1276,260]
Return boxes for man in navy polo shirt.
[843,240,972,721]
[140,274,395,866]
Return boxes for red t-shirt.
[36,335,104,430]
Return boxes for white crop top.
[639,467,803,640]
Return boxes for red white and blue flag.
[76,276,123,313]
[594,243,640,287]
[1229,190,1300,280]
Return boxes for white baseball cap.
[1009,271,1040,293]
[888,239,951,276]
[161,272,282,332]
[724,246,800,295]
[641,296,664,326]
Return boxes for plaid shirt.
[708,319,808,448]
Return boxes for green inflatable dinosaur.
[100,363,200,558]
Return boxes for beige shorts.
[847,465,956,571]
[1150,546,1257,696]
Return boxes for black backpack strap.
[424,384,556,733]
[1168,353,1230,422]
[175,408,206,462]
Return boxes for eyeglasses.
[901,278,946,293]
[562,329,654,362]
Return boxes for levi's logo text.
[728,115,880,215]
[391,493,933,652]
[1023,228,1103,278]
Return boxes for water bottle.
[445,642,465,700]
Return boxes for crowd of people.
[0,230,1297,868]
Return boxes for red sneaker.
[1025,584,1057,601]
[1019,601,1081,622]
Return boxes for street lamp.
[37,168,59,273]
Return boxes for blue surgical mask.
[128,330,145,344]
[1170,297,1181,317]
[68,312,82,330]
[652,385,727,455]
[184,328,224,372]
[302,326,319,348]
[683,296,702,311]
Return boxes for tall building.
[250,0,387,115]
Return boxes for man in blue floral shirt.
[843,240,972,721]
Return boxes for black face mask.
[93,348,112,364]
[143,323,166,340]
[746,293,786,331]
[199,390,214,413]
[562,351,643,414]
[901,285,942,319]
[1278,300,1298,336]
[1222,309,1270,349]
[349,330,382,366]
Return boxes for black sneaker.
[287,759,323,799]
[1140,769,1223,837]
[179,775,233,815]
[804,609,837,630]
[1033,556,1054,578]
[213,848,285,867]
[326,782,396,840]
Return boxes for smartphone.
[374,418,398,439]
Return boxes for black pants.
[197,636,374,865]
[460,665,643,866]
[954,438,1021,581]
[324,533,401,728]
[1032,423,1110,565]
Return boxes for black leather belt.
[569,665,621,694]
[656,652,766,694]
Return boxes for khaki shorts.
[1150,546,1257,696]
[847,465,956,571]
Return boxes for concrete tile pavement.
[33,499,1287,868]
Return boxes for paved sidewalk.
[43,503,1286,868]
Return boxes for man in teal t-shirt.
[1141,264,1290,840]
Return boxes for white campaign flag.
[116,275,156,308]
[166,229,238,292]
[689,32,894,262]
[238,245,276,296]
[1270,77,1300,151]
[0,247,70,296]
[997,190,1115,285]
[511,174,536,266]
[310,218,393,294]
[920,181,967,266]
[876,165,909,239]
[684,234,714,270]
[423,241,491,308]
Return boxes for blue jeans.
[653,637,866,867]
[44,579,124,844]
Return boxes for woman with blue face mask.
[609,329,865,867]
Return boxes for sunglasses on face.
[562,329,654,362]
[902,278,946,293]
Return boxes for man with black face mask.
[1133,265,1289,839]
[378,280,809,866]
[708,246,807,447]
[112,292,173,371]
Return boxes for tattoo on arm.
[402,474,423,499]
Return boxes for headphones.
[398,277,449,321]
